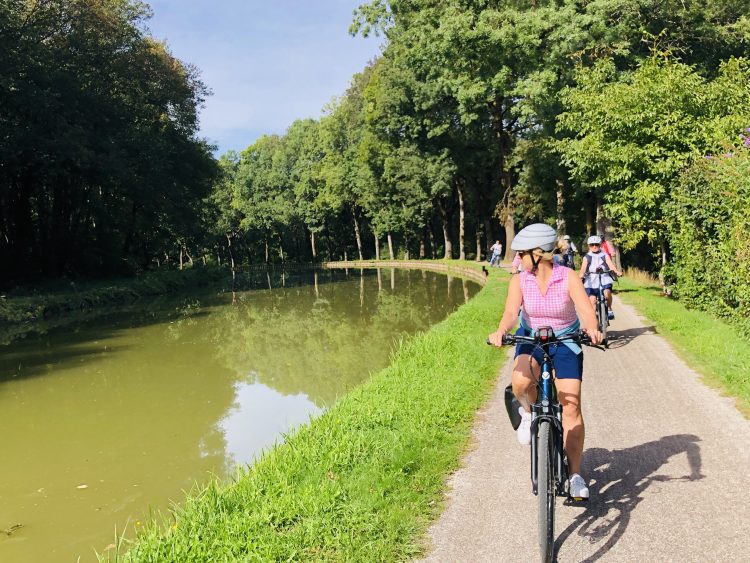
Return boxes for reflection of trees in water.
[193,269,478,407]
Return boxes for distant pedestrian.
[563,234,577,254]
[489,240,503,267]
[559,235,576,269]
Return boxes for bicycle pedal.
[569,496,589,503]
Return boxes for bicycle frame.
[529,345,567,496]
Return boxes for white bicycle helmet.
[587,235,602,245]
[510,223,557,252]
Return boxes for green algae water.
[0,268,479,562]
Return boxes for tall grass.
[109,266,510,561]
[617,275,750,416]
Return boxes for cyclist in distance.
[488,223,602,499]
[579,235,623,319]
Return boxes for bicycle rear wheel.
[537,420,555,562]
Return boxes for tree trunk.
[438,200,453,259]
[179,247,184,270]
[404,234,409,260]
[585,191,595,235]
[483,219,493,254]
[419,237,425,259]
[387,232,394,260]
[595,192,618,266]
[429,228,437,259]
[352,207,364,260]
[659,239,669,292]
[265,237,270,263]
[310,231,317,260]
[475,230,482,261]
[374,232,380,260]
[556,180,566,234]
[503,207,515,261]
[226,234,236,282]
[457,181,466,260]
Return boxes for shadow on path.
[605,325,657,350]
[555,434,704,562]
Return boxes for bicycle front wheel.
[537,420,555,562]
[598,299,608,342]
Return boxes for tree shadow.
[605,325,657,349]
[554,434,704,562]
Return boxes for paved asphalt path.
[420,296,750,562]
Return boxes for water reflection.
[0,268,480,562]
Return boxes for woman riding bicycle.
[579,235,623,320]
[488,223,602,499]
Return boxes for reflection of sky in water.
[220,379,322,467]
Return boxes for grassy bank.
[109,264,509,561]
[0,267,229,326]
[617,274,750,416]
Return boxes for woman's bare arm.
[488,274,522,345]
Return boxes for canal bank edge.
[111,262,509,562]
[1,260,488,328]
[321,260,490,286]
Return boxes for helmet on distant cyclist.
[511,223,557,252]
[587,235,602,245]
[562,235,571,240]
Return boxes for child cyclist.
[579,235,623,320]
[488,223,602,499]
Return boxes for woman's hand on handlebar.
[582,327,603,346]
[488,328,506,347]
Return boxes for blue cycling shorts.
[513,327,584,380]
[585,284,612,297]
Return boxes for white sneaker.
[516,407,531,445]
[569,473,589,500]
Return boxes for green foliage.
[668,146,750,330]
[559,56,750,251]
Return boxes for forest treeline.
[1,0,218,282]
[2,1,749,326]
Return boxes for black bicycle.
[583,268,614,344]
[492,328,599,563]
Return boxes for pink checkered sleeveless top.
[520,263,577,330]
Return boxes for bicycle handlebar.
[501,330,591,346]
[486,330,604,350]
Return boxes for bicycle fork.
[530,365,567,496]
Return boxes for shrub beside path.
[419,296,750,562]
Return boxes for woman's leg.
[556,378,584,475]
[512,354,539,411]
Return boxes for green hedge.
[668,143,750,331]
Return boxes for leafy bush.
[668,141,750,330]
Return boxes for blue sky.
[145,1,383,155]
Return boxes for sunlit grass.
[107,263,508,562]
[617,275,750,416]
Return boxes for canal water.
[0,268,480,562]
